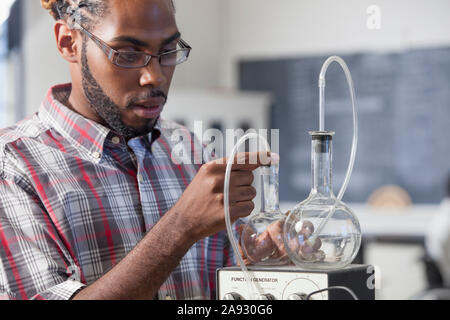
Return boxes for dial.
[287,293,308,300]
[258,293,276,300]
[223,292,243,300]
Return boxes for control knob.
[223,292,243,300]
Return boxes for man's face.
[80,0,179,139]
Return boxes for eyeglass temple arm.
[178,38,191,49]
[78,26,116,60]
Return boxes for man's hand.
[172,152,279,244]
[73,151,279,300]
[237,216,325,265]
[238,220,289,265]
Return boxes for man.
[0,0,277,300]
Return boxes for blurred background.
[1,0,450,299]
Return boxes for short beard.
[80,39,153,140]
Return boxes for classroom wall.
[219,0,450,88]
[21,0,450,117]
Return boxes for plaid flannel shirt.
[0,84,235,300]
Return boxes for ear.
[54,20,81,63]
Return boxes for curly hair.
[41,0,63,20]
[41,0,175,29]
[41,0,109,30]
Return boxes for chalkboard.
[239,48,450,204]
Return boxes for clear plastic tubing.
[223,56,358,298]
[312,56,358,241]
[224,133,270,299]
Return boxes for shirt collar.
[39,84,161,161]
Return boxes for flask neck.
[310,134,334,197]
[261,165,281,213]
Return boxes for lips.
[131,97,166,119]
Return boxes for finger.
[229,200,255,221]
[311,237,322,251]
[230,170,255,186]
[251,229,277,262]
[248,220,290,264]
[229,186,257,203]
[213,171,254,190]
[267,220,288,257]
[230,170,255,187]
[211,152,280,172]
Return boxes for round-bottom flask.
[283,132,361,269]
[241,165,289,265]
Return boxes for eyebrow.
[110,31,182,48]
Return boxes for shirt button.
[112,137,121,145]
[165,295,173,300]
[92,152,101,159]
[137,174,144,182]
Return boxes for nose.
[139,57,166,88]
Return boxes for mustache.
[126,90,168,107]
